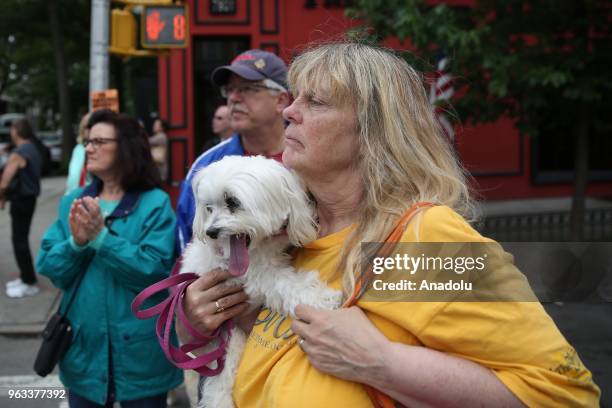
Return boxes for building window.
[532,120,612,183]
[210,0,237,15]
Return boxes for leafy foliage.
[0,0,90,125]
[346,0,612,137]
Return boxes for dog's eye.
[224,195,240,213]
[205,205,213,214]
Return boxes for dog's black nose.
[206,227,220,239]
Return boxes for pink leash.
[131,264,232,376]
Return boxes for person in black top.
[0,118,42,298]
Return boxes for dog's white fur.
[180,155,342,408]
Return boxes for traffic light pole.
[89,0,111,109]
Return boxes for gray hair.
[263,78,288,94]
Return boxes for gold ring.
[298,337,305,350]
[215,300,225,313]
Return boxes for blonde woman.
[65,112,91,195]
[182,43,600,407]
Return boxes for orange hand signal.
[146,11,165,41]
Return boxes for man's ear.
[276,92,291,113]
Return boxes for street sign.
[141,5,189,49]
[210,0,237,15]
[91,89,120,112]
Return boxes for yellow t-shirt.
[233,206,600,407]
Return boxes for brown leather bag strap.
[343,201,435,408]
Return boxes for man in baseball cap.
[175,49,290,254]
[211,49,288,89]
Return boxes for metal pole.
[89,0,110,109]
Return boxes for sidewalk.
[0,176,65,334]
[480,196,612,216]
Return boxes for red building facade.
[157,0,612,202]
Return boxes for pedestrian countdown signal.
[141,5,189,49]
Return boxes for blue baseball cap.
[211,49,288,89]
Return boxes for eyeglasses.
[220,83,279,98]
[82,138,117,149]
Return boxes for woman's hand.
[69,199,90,246]
[69,197,104,246]
[291,305,391,384]
[292,305,525,407]
[182,269,251,338]
[79,197,104,241]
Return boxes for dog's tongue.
[229,234,249,277]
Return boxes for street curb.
[0,292,60,335]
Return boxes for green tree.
[0,0,90,166]
[347,0,612,240]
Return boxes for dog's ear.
[280,169,318,246]
[191,169,204,198]
[191,170,207,242]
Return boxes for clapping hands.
[69,197,104,246]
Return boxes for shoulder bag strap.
[59,260,91,316]
[343,201,435,408]
[343,201,434,308]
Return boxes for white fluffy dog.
[180,155,342,408]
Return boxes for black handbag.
[33,313,73,377]
[33,270,86,377]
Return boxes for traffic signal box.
[142,6,189,48]
[109,8,139,55]
[109,2,188,57]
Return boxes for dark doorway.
[193,37,250,158]
[110,56,159,134]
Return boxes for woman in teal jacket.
[37,110,182,407]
